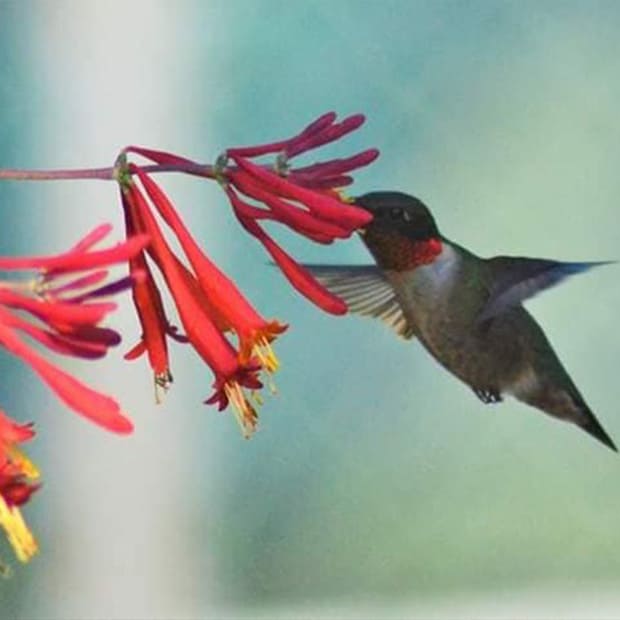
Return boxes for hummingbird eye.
[390,207,403,220]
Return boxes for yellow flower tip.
[0,497,38,564]
[7,447,40,480]
[224,381,259,439]
[334,189,354,203]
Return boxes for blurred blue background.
[1,1,620,618]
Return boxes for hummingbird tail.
[568,390,617,451]
[578,406,617,452]
[519,385,617,452]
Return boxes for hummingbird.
[304,191,616,451]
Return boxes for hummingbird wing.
[480,257,612,322]
[301,264,415,339]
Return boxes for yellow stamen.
[250,391,264,407]
[224,381,258,439]
[244,336,279,395]
[251,336,280,373]
[264,369,278,396]
[0,497,38,563]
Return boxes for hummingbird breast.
[387,242,531,393]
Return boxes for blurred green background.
[1,1,620,618]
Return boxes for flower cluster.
[0,225,148,433]
[127,112,376,314]
[117,112,375,436]
[0,226,147,568]
[0,111,379,568]
[223,114,375,315]
[118,168,278,437]
[0,410,39,572]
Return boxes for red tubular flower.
[126,112,377,315]
[121,190,176,401]
[0,409,40,567]
[131,165,287,369]
[227,154,372,229]
[226,185,348,315]
[120,179,265,437]
[117,112,378,433]
[229,169,351,243]
[220,113,376,312]
[0,226,148,433]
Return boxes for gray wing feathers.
[301,264,415,339]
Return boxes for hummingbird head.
[353,191,443,270]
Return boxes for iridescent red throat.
[411,237,443,268]
[362,227,443,271]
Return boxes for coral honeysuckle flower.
[0,409,40,569]
[225,185,349,315]
[131,165,287,370]
[220,114,375,313]
[0,226,148,433]
[124,112,376,313]
[116,113,379,433]
[120,179,265,437]
[121,191,177,402]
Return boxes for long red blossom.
[120,179,267,437]
[126,112,376,314]
[0,226,147,433]
[116,112,378,432]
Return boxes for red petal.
[0,234,149,273]
[67,223,113,254]
[45,270,109,296]
[133,167,274,340]
[231,170,351,240]
[227,198,346,315]
[0,323,133,433]
[286,114,366,158]
[0,290,116,327]
[125,183,241,379]
[0,410,34,445]
[0,308,108,359]
[289,175,354,190]
[1,481,39,507]
[124,340,146,361]
[229,155,372,229]
[227,112,338,158]
[290,149,380,178]
[121,191,171,378]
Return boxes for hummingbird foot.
[473,387,503,404]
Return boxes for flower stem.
[0,163,216,182]
[0,167,115,181]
